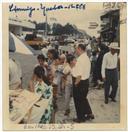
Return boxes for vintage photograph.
[3,2,127,131]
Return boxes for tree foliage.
[36,23,51,31]
[52,23,79,35]
[35,22,80,35]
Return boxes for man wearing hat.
[102,42,119,104]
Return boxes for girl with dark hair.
[28,54,48,93]
[28,66,53,123]
[36,54,48,76]
[47,49,59,66]
[28,66,51,96]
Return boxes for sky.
[9,2,104,37]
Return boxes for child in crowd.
[36,54,48,76]
[63,55,76,116]
[29,54,48,92]
[90,51,98,87]
[56,54,66,96]
[29,66,51,96]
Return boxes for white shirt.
[102,52,118,78]
[72,53,91,80]
[86,44,91,50]
[41,48,48,58]
[85,39,89,45]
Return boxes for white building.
[9,17,36,36]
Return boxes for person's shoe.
[105,99,108,104]
[97,85,101,90]
[85,114,95,120]
[73,118,85,123]
[111,99,117,102]
[109,95,117,102]
[64,109,70,116]
[94,85,98,89]
[109,95,112,99]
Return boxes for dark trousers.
[105,68,118,100]
[72,78,92,120]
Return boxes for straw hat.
[108,42,120,50]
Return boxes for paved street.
[55,86,120,123]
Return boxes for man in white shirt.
[102,42,119,104]
[72,44,94,123]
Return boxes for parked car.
[64,38,75,44]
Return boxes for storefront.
[100,9,120,44]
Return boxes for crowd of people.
[9,38,120,123]
[31,39,120,122]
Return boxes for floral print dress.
[34,81,53,123]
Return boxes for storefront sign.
[103,2,126,10]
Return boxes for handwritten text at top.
[9,3,86,17]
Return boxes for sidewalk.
[55,86,120,123]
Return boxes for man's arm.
[75,76,81,86]
[101,55,107,81]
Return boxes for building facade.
[9,17,35,36]
[100,9,120,44]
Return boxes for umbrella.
[9,32,35,55]
[9,52,38,88]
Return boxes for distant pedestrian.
[96,44,109,87]
[41,45,48,61]
[62,50,66,55]
[72,44,94,123]
[86,44,92,58]
[66,51,69,56]
[19,33,25,40]
[90,51,98,87]
[102,42,120,104]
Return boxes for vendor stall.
[9,87,53,124]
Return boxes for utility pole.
[45,14,47,39]
[50,17,57,34]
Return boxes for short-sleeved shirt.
[63,64,72,85]
[72,53,91,80]
[101,52,118,78]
